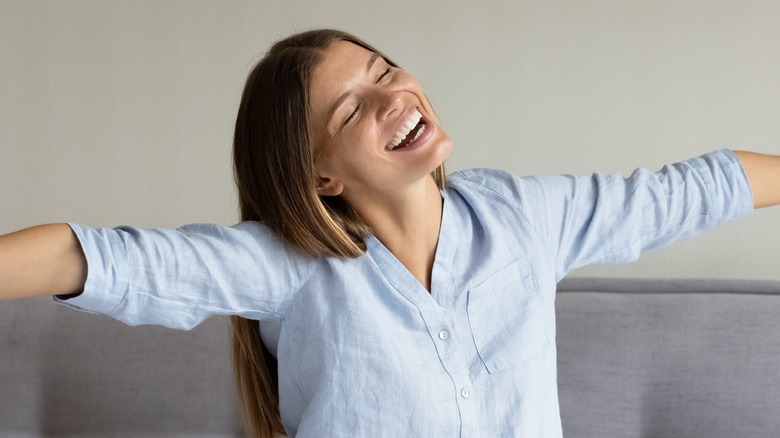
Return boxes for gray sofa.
[2,278,779,437]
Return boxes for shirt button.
[460,387,471,398]
[438,330,450,341]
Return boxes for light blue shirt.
[59,150,752,437]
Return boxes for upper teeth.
[389,110,423,148]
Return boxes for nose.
[371,87,403,122]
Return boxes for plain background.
[1,0,778,280]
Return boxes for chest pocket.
[466,259,550,374]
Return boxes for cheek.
[324,120,385,167]
[346,121,383,147]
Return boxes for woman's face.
[309,41,451,204]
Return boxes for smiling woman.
[222,29,450,436]
[1,28,780,438]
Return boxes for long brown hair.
[229,29,446,437]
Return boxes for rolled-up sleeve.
[526,149,753,278]
[56,221,318,329]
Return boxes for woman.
[1,29,779,437]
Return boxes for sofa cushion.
[557,278,780,438]
[0,296,243,436]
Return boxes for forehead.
[309,41,376,118]
[311,40,375,92]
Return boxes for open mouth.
[387,110,427,151]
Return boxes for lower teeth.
[412,124,426,141]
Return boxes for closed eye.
[344,103,360,126]
[377,67,392,82]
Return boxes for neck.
[349,177,443,291]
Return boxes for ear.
[315,176,344,197]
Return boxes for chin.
[433,136,452,164]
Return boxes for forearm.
[734,151,780,209]
[0,223,87,299]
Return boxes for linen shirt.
[58,150,752,437]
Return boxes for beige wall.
[2,0,779,280]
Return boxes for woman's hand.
[0,224,87,299]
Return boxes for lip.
[385,107,434,152]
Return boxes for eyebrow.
[327,52,382,131]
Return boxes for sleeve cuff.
[53,223,130,316]
[686,149,754,226]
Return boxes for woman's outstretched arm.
[0,224,87,299]
[735,151,780,209]
[0,151,773,301]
